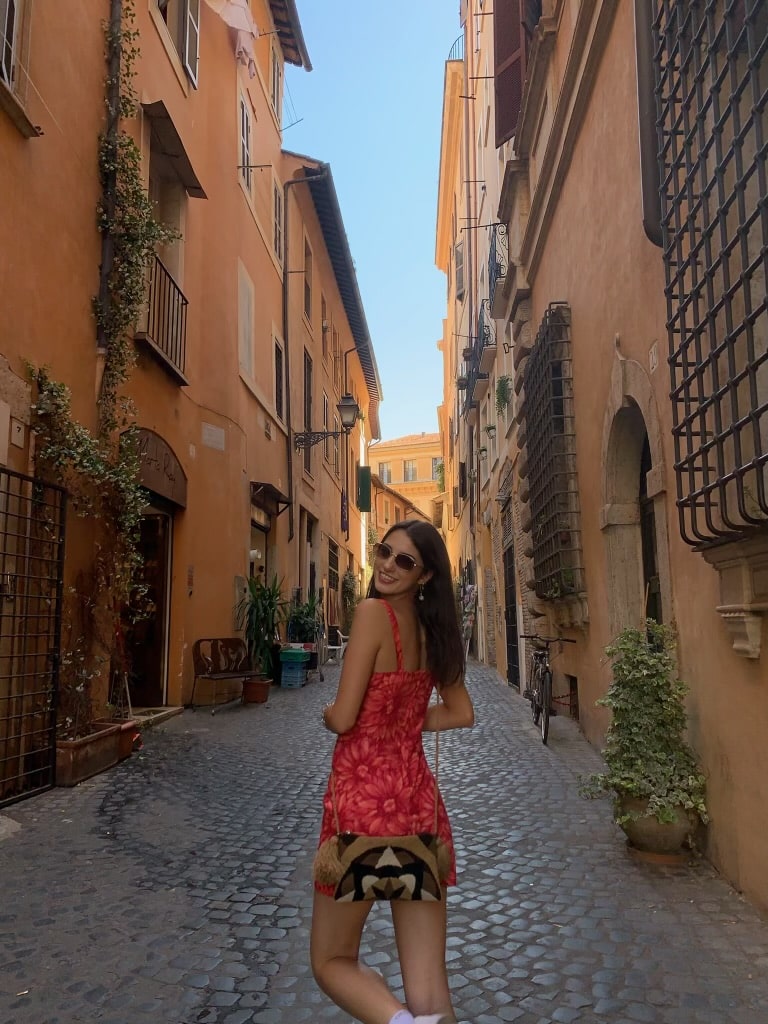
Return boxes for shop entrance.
[124,510,172,708]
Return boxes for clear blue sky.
[284,2,461,441]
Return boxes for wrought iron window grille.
[521,303,584,601]
[654,0,768,547]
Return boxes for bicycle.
[520,634,576,744]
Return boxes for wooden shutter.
[455,241,465,301]
[494,0,526,148]
[357,466,372,512]
[184,0,200,87]
[458,461,467,500]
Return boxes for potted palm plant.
[235,575,287,700]
[580,620,708,858]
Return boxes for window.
[432,457,442,480]
[238,264,254,377]
[333,415,340,476]
[655,0,768,545]
[303,350,313,473]
[394,506,401,523]
[322,313,329,361]
[240,97,252,191]
[332,326,341,392]
[384,498,391,525]
[379,462,391,484]
[274,340,284,420]
[323,392,330,462]
[270,46,282,120]
[328,538,339,591]
[404,459,417,482]
[1,0,19,88]
[273,183,283,261]
[454,241,465,301]
[304,240,312,320]
[156,0,200,86]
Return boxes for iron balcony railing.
[477,298,496,360]
[489,223,508,308]
[448,34,464,62]
[136,255,189,384]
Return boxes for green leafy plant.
[434,460,445,493]
[495,375,512,416]
[28,2,174,737]
[236,575,287,674]
[287,593,322,643]
[580,621,708,827]
[341,569,359,632]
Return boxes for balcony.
[134,255,189,385]
[477,299,497,373]
[448,34,464,61]
[489,223,508,317]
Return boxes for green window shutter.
[357,466,371,512]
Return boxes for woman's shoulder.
[353,598,390,625]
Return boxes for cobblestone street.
[2,662,768,1024]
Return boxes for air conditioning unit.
[322,319,330,332]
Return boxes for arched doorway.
[602,398,670,634]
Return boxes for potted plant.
[496,375,512,416]
[286,593,322,672]
[235,574,287,700]
[580,620,708,857]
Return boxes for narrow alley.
[2,665,767,1024]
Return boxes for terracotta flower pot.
[92,718,141,761]
[619,796,694,854]
[243,677,271,704]
[56,723,123,787]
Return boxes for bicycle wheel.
[540,670,552,744]
[530,663,542,725]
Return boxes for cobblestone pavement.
[2,662,768,1024]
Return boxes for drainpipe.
[96,0,123,353]
[282,167,329,546]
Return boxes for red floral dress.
[315,600,456,896]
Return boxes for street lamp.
[293,394,361,450]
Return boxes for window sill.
[0,80,41,138]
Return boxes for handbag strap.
[329,686,441,834]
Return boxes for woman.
[311,520,475,1024]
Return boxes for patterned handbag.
[313,696,449,902]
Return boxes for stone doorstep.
[129,706,185,729]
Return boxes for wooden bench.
[190,638,261,714]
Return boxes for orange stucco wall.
[524,1,768,905]
[1,2,374,713]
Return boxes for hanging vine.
[29,0,171,736]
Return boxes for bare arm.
[322,600,385,735]
[422,680,474,732]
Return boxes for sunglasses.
[373,541,423,573]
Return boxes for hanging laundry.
[204,0,260,78]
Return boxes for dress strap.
[379,600,404,671]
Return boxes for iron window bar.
[521,303,584,601]
[654,0,768,548]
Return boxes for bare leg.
[391,897,456,1019]
[311,891,408,1024]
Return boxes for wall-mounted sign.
[132,428,188,508]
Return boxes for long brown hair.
[367,521,465,687]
